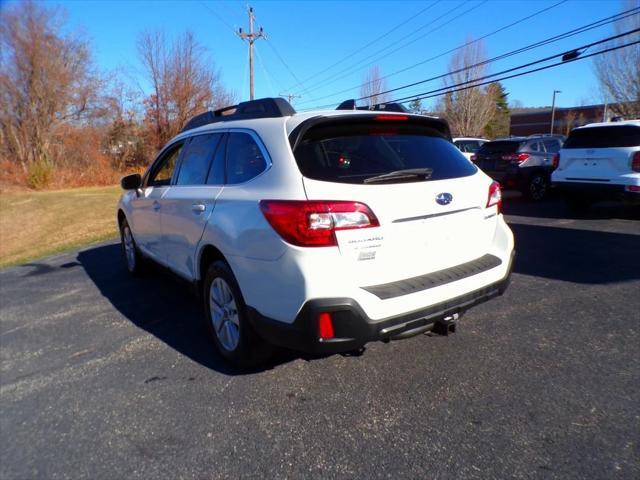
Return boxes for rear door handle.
[152,201,161,211]
[192,203,206,213]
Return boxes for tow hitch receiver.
[432,313,459,336]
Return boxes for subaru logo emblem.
[435,193,453,205]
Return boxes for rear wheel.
[203,260,271,367]
[525,173,548,201]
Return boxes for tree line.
[0,1,234,189]
[1,1,637,189]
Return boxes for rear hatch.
[290,114,498,287]
[559,125,640,182]
[474,140,525,178]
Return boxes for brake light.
[632,151,640,172]
[374,115,408,121]
[486,181,502,212]
[259,200,379,247]
[552,153,560,170]
[502,153,530,164]
[470,154,477,162]
[318,312,334,340]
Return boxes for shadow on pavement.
[503,196,640,220]
[511,222,640,284]
[77,243,307,375]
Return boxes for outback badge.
[435,192,453,205]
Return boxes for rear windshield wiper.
[363,168,433,184]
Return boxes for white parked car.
[118,98,515,366]
[453,137,488,161]
[551,120,640,210]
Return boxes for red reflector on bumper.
[318,312,334,340]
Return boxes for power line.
[289,1,441,89]
[264,39,318,102]
[404,40,640,106]
[357,6,640,103]
[302,9,639,111]
[297,0,569,107]
[297,0,484,96]
[198,1,237,33]
[253,44,279,96]
[390,28,640,105]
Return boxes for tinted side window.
[543,139,561,153]
[207,134,226,185]
[176,134,222,185]
[456,140,481,153]
[226,133,268,184]
[564,126,640,148]
[149,143,183,186]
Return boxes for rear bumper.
[248,251,514,354]
[553,181,640,202]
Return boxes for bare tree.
[593,0,640,119]
[0,1,100,171]
[360,65,391,107]
[437,37,496,137]
[138,31,235,151]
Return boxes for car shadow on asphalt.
[77,244,313,375]
[511,222,640,284]
[503,197,640,220]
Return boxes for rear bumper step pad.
[362,254,503,300]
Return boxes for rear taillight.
[259,200,379,247]
[470,154,477,162]
[486,181,502,212]
[632,152,640,172]
[502,152,530,164]
[552,153,560,170]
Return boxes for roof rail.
[336,99,409,113]
[181,97,296,132]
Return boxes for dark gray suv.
[472,135,564,201]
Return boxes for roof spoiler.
[181,97,296,132]
[336,99,409,113]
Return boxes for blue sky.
[8,0,632,110]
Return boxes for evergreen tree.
[484,83,510,138]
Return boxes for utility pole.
[550,90,561,134]
[237,6,265,100]
[279,93,302,104]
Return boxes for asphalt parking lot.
[1,198,639,479]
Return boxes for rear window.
[564,125,640,149]
[293,121,476,184]
[477,141,524,154]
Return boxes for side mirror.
[121,173,141,190]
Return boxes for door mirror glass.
[121,173,141,190]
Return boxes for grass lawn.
[0,185,122,268]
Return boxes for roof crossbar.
[181,97,296,132]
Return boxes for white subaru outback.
[117,98,514,366]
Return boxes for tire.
[120,219,145,276]
[525,173,548,201]
[203,260,271,367]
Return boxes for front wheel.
[203,261,271,367]
[525,173,548,201]
[120,219,145,276]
